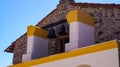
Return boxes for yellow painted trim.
[27,25,48,39]
[66,10,94,26]
[8,40,118,67]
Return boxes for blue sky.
[0,0,119,67]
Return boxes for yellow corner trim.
[66,10,94,26]
[27,25,48,39]
[8,40,118,67]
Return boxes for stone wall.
[69,4,120,43]
[47,22,69,55]
[73,7,120,43]
[11,3,120,64]
[13,35,27,64]
[48,38,58,55]
[94,8,120,43]
[39,3,120,43]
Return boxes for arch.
[77,64,91,67]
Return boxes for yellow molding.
[8,40,118,67]
[27,25,48,39]
[66,10,94,26]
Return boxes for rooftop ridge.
[71,2,120,8]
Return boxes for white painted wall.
[32,48,119,67]
[65,22,94,51]
[22,36,48,62]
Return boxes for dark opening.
[59,35,69,53]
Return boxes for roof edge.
[4,33,26,53]
[71,2,120,8]
[5,8,58,53]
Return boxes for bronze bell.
[47,27,56,38]
[58,24,67,35]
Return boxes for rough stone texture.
[13,35,27,64]
[67,6,119,43]
[93,8,120,43]
[6,1,120,64]
[47,23,69,55]
[48,38,58,55]
[39,4,120,43]
[46,23,67,55]
[37,3,74,28]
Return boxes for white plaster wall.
[22,36,48,62]
[65,41,79,52]
[32,36,48,59]
[70,22,94,45]
[22,53,32,62]
[27,36,35,53]
[65,22,94,51]
[32,48,119,67]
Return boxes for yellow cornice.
[27,25,48,39]
[8,40,118,67]
[66,10,94,26]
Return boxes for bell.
[47,27,56,38]
[58,24,67,35]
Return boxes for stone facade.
[39,3,120,43]
[5,0,120,64]
[47,22,69,55]
[12,35,27,64]
[73,6,120,43]
[48,38,58,55]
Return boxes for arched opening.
[59,35,69,53]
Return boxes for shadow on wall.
[77,64,91,67]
